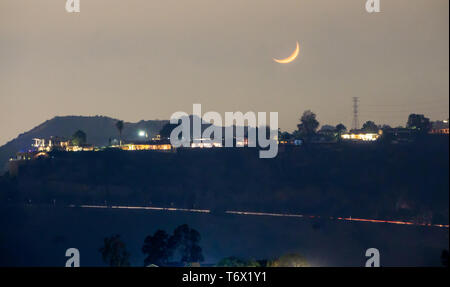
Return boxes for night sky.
[0,0,448,146]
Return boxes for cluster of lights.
[341,133,379,141]
[125,144,171,151]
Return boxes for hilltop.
[0,116,168,171]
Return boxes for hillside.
[1,138,448,224]
[0,116,168,171]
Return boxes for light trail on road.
[70,205,449,229]
[226,210,449,229]
[73,204,211,213]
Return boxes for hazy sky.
[0,0,448,146]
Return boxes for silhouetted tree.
[278,129,292,142]
[381,124,392,131]
[318,125,335,133]
[171,224,204,263]
[142,230,174,266]
[216,256,260,267]
[362,121,379,133]
[291,130,302,140]
[71,130,87,146]
[379,125,394,144]
[99,234,130,267]
[142,225,204,266]
[335,123,347,142]
[115,120,124,145]
[297,110,319,142]
[268,253,309,267]
[407,114,431,134]
[335,123,347,133]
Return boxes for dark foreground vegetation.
[0,136,448,225]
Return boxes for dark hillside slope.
[0,116,167,170]
[1,137,448,224]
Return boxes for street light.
[138,130,148,138]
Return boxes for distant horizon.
[2,110,449,147]
[1,0,448,146]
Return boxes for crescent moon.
[273,41,300,64]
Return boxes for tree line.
[97,224,312,267]
[278,110,434,143]
[99,224,203,267]
[70,111,435,147]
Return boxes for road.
[69,204,449,229]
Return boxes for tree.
[141,225,204,266]
[99,235,130,267]
[142,230,174,266]
[71,130,87,146]
[171,224,204,263]
[297,110,319,142]
[335,123,347,142]
[318,125,336,135]
[216,257,260,267]
[278,129,292,142]
[268,253,309,267]
[362,121,379,133]
[335,123,347,134]
[406,114,431,134]
[379,125,394,144]
[159,123,178,140]
[115,120,124,145]
[380,124,392,131]
[291,130,302,140]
